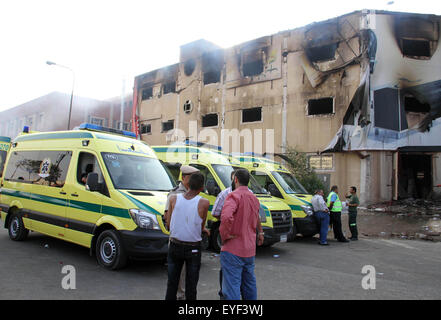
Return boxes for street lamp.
[46,61,75,130]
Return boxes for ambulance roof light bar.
[77,123,136,138]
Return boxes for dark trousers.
[330,211,346,241]
[165,242,201,300]
[349,211,358,239]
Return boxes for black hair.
[331,185,338,192]
[188,172,205,191]
[234,168,250,186]
[351,186,357,193]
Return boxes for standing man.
[346,186,360,241]
[211,170,236,219]
[164,165,200,300]
[327,185,349,243]
[219,169,264,300]
[165,172,210,300]
[211,169,236,299]
[311,189,330,245]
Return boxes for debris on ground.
[340,199,441,242]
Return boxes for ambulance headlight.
[259,207,267,223]
[129,209,160,230]
[301,205,314,216]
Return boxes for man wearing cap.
[164,165,200,300]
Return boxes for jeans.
[165,242,201,300]
[314,211,330,244]
[220,251,257,300]
[349,211,358,239]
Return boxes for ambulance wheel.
[288,222,297,242]
[8,213,29,241]
[96,230,128,270]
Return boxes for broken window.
[307,98,334,115]
[242,107,262,123]
[161,120,174,132]
[203,70,221,85]
[404,96,430,113]
[184,58,196,76]
[202,113,219,127]
[140,123,151,134]
[163,81,176,95]
[395,16,439,59]
[141,87,153,100]
[305,43,338,63]
[183,100,193,114]
[202,51,223,85]
[401,39,431,58]
[242,49,264,77]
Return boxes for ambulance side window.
[251,170,273,191]
[77,152,108,196]
[190,164,220,196]
[164,162,182,182]
[0,151,6,178]
[4,150,72,188]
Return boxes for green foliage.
[281,147,326,195]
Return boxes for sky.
[1,0,440,112]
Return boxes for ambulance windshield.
[102,152,175,191]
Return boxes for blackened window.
[243,60,263,77]
[5,150,72,187]
[401,39,431,58]
[202,51,223,85]
[307,98,334,115]
[141,87,153,100]
[141,123,152,134]
[242,49,264,77]
[306,43,338,62]
[162,120,174,132]
[163,82,176,95]
[242,107,262,123]
[203,70,221,85]
[404,96,430,113]
[202,113,219,127]
[184,59,196,76]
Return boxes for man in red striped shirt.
[219,168,264,300]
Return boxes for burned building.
[133,10,441,205]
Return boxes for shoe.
[338,239,350,243]
[350,237,358,241]
[318,242,329,246]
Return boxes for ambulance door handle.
[71,193,79,197]
[59,191,67,195]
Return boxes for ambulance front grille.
[270,210,292,234]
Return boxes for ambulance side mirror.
[206,179,220,197]
[268,184,283,198]
[86,173,99,192]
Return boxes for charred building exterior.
[133,10,441,205]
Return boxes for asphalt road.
[1,227,440,300]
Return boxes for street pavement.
[0,226,440,300]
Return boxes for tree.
[278,147,326,195]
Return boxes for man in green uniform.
[327,185,349,243]
[346,186,360,240]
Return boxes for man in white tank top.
[165,172,210,300]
